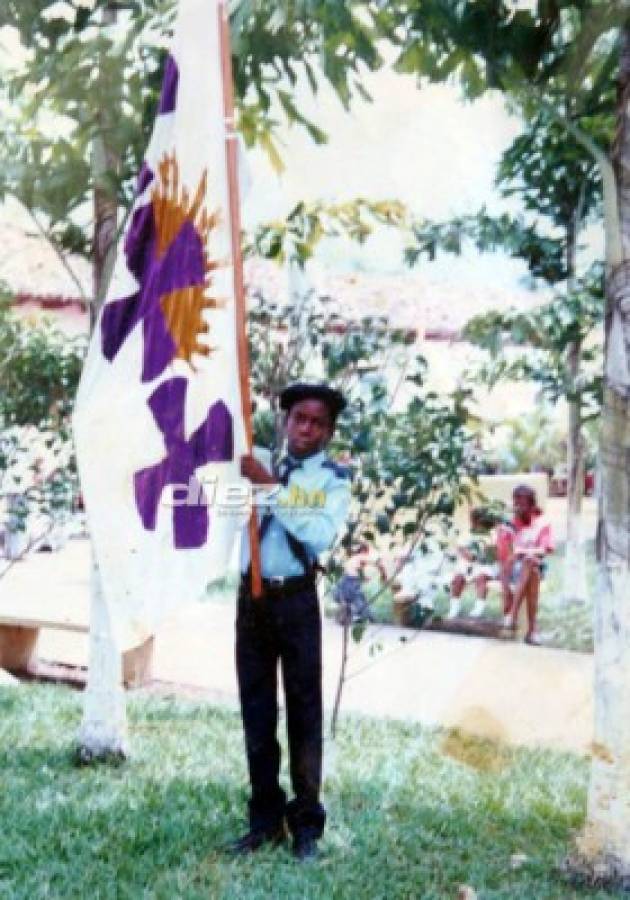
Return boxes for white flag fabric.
[74,0,246,654]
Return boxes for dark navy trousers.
[236,579,326,839]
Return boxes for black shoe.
[292,834,319,861]
[226,825,286,856]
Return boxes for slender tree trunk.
[79,2,126,759]
[91,2,118,329]
[563,215,589,603]
[563,340,589,602]
[77,555,127,760]
[575,24,630,887]
[331,613,350,740]
[92,139,118,328]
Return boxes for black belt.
[240,573,316,596]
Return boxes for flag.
[74,0,246,654]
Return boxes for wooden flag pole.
[218,0,262,598]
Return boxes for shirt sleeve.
[253,446,272,469]
[232,446,272,530]
[536,522,554,553]
[272,474,351,554]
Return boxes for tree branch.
[526,93,622,269]
[25,207,91,307]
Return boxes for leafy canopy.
[0,0,386,263]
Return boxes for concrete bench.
[0,608,154,688]
[0,540,153,687]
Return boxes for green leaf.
[258,132,285,174]
[394,43,427,75]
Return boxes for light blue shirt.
[241,447,351,578]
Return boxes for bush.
[0,293,86,554]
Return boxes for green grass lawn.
[0,683,616,899]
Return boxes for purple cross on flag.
[73,0,247,654]
[134,377,233,549]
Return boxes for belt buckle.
[268,575,285,587]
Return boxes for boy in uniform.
[232,383,351,860]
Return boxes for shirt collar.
[287,449,326,469]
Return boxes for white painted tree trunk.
[77,0,126,759]
[579,562,630,871]
[563,209,589,604]
[578,382,630,878]
[563,377,589,604]
[77,555,128,757]
[577,27,630,882]
[563,514,588,603]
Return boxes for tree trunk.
[577,383,630,885]
[563,212,589,604]
[575,24,630,887]
[79,1,126,759]
[563,340,589,603]
[91,2,118,329]
[77,556,128,760]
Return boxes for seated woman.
[448,506,503,619]
[499,484,554,645]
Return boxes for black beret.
[279,383,347,420]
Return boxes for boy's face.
[285,399,333,458]
[513,491,535,523]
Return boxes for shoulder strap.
[322,459,352,480]
[284,529,317,574]
[256,507,317,576]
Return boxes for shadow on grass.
[0,685,616,900]
[0,748,246,897]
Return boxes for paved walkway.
[1,539,593,754]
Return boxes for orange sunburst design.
[152,151,226,368]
